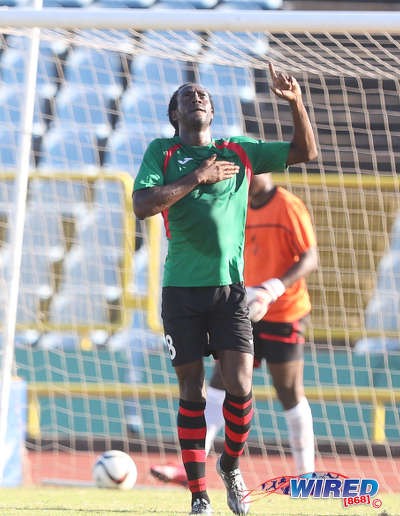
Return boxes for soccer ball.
[93,450,138,489]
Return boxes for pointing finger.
[269,62,277,79]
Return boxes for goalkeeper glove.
[246,278,286,322]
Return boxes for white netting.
[0,11,399,492]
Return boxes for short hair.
[168,83,214,136]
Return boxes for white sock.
[284,397,315,475]
[205,386,225,456]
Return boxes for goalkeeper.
[133,63,317,516]
[151,172,318,484]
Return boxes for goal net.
[0,8,399,493]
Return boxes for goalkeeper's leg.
[267,358,315,475]
[204,362,226,456]
[254,318,315,475]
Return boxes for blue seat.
[0,128,20,169]
[211,93,244,138]
[0,37,60,88]
[0,245,53,324]
[364,291,400,332]
[0,48,25,86]
[49,246,122,325]
[76,207,125,255]
[220,0,282,8]
[49,288,112,325]
[131,54,191,91]
[28,178,90,211]
[93,179,125,210]
[20,252,54,292]
[61,244,121,287]
[120,87,173,137]
[0,86,48,131]
[155,0,218,8]
[0,0,29,6]
[39,127,101,171]
[376,251,400,294]
[64,47,123,91]
[206,31,269,58]
[55,85,112,129]
[0,180,15,209]
[22,207,66,253]
[198,62,254,100]
[103,128,149,175]
[43,0,94,6]
[95,0,156,6]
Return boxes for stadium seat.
[205,30,269,58]
[0,86,48,134]
[155,0,218,8]
[198,62,254,100]
[64,47,124,92]
[20,251,54,294]
[75,207,125,255]
[38,332,80,350]
[0,48,25,86]
[95,0,156,6]
[55,85,113,130]
[92,179,125,210]
[0,0,29,6]
[0,128,21,169]
[23,207,66,253]
[0,244,54,325]
[119,87,173,137]
[61,245,121,287]
[0,37,60,88]
[38,127,103,171]
[0,180,15,210]
[130,54,192,92]
[220,0,283,9]
[49,287,114,325]
[103,128,149,175]
[211,93,244,137]
[43,0,94,6]
[49,244,122,326]
[28,178,90,213]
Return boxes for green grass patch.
[0,487,397,515]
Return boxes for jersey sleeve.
[239,138,290,174]
[286,198,317,254]
[134,139,165,191]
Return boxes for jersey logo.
[177,157,193,165]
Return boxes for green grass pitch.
[0,487,398,516]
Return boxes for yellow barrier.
[27,383,400,443]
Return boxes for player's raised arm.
[133,155,239,219]
[268,62,317,166]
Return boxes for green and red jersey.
[134,135,290,287]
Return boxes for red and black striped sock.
[177,399,209,502]
[221,391,253,472]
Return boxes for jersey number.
[165,334,176,360]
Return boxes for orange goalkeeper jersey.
[244,186,317,323]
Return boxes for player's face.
[174,84,213,129]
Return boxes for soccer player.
[133,63,317,515]
[150,172,318,489]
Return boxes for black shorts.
[161,283,254,367]
[253,316,309,365]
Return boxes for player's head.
[168,83,214,136]
[249,173,274,200]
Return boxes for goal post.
[0,8,399,491]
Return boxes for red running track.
[27,451,400,493]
